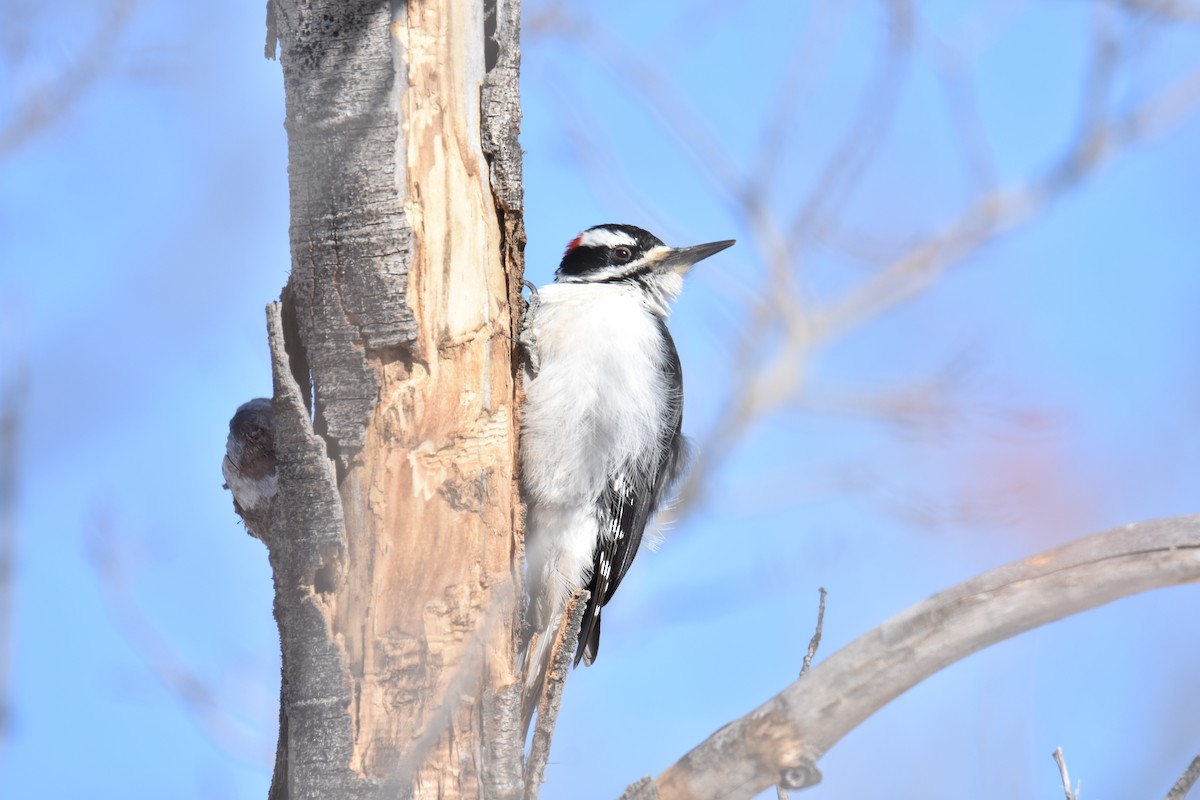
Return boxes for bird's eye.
[612,246,633,263]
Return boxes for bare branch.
[530,6,741,198]
[1052,747,1080,800]
[1167,756,1200,800]
[1116,0,1200,24]
[784,0,915,251]
[777,588,828,800]
[524,591,589,800]
[0,357,27,774]
[799,588,827,678]
[811,59,1200,346]
[932,43,997,196]
[0,0,140,160]
[637,515,1200,800]
[663,21,1200,524]
[746,1,855,197]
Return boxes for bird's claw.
[519,279,541,375]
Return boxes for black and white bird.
[518,223,733,730]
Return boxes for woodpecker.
[518,223,734,731]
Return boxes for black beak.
[658,239,736,274]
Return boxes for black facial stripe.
[558,245,610,277]
[556,224,668,279]
[595,262,655,284]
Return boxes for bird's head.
[554,224,734,311]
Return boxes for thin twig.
[0,357,28,777]
[1166,755,1200,800]
[524,590,589,800]
[747,1,854,197]
[1116,0,1200,24]
[800,588,828,677]
[776,588,829,799]
[933,42,997,196]
[784,0,915,251]
[1052,747,1080,800]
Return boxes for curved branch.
[639,515,1200,800]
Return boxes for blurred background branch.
[529,0,1200,523]
[1,0,1198,797]
[85,511,275,768]
[0,350,27,781]
[0,0,140,161]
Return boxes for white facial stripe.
[578,228,638,249]
[557,265,625,283]
[559,244,675,285]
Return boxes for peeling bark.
[262,1,524,797]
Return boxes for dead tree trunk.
[260,1,526,797]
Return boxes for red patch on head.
[563,233,583,256]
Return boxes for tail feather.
[519,625,552,739]
[577,608,601,667]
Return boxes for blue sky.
[2,1,1199,798]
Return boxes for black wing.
[575,322,689,666]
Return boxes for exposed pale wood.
[646,516,1200,800]
[265,1,524,798]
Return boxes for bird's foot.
[518,280,541,375]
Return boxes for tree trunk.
[262,1,526,797]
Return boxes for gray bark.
[276,0,417,460]
[259,1,526,797]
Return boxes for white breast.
[520,282,672,508]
